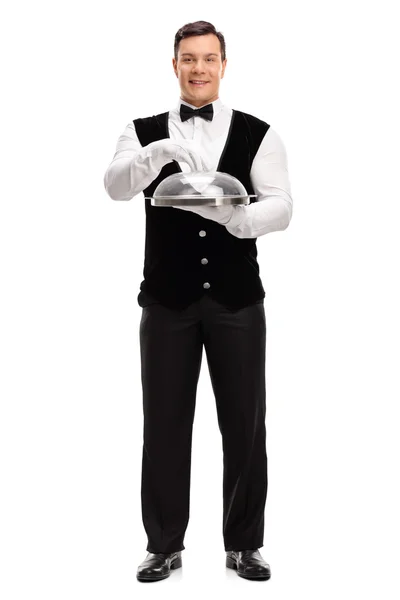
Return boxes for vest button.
[199,230,206,237]
[203,282,211,289]
[201,258,208,265]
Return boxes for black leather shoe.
[136,551,182,582]
[226,549,271,580]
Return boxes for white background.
[1,0,399,598]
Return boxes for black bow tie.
[180,103,214,122]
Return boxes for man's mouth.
[189,80,208,86]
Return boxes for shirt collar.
[175,97,223,119]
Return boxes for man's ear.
[221,58,227,78]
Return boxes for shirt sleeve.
[224,127,293,238]
[103,122,166,200]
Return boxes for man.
[103,20,292,582]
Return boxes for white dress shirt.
[103,97,293,238]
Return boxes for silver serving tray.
[145,195,257,207]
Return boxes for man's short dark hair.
[174,21,226,62]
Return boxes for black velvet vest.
[134,109,270,311]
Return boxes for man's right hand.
[104,123,214,201]
[144,138,213,172]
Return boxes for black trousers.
[139,293,268,553]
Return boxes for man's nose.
[191,61,206,73]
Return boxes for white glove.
[144,138,213,172]
[173,203,235,225]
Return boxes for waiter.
[103,20,292,583]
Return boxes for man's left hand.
[172,203,235,225]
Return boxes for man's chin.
[184,89,212,101]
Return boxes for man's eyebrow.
[180,53,219,57]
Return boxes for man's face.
[172,33,227,107]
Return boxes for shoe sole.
[226,555,271,580]
[136,556,182,582]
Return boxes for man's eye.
[182,58,214,62]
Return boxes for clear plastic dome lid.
[146,170,257,206]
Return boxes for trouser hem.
[146,545,185,553]
[225,542,264,552]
